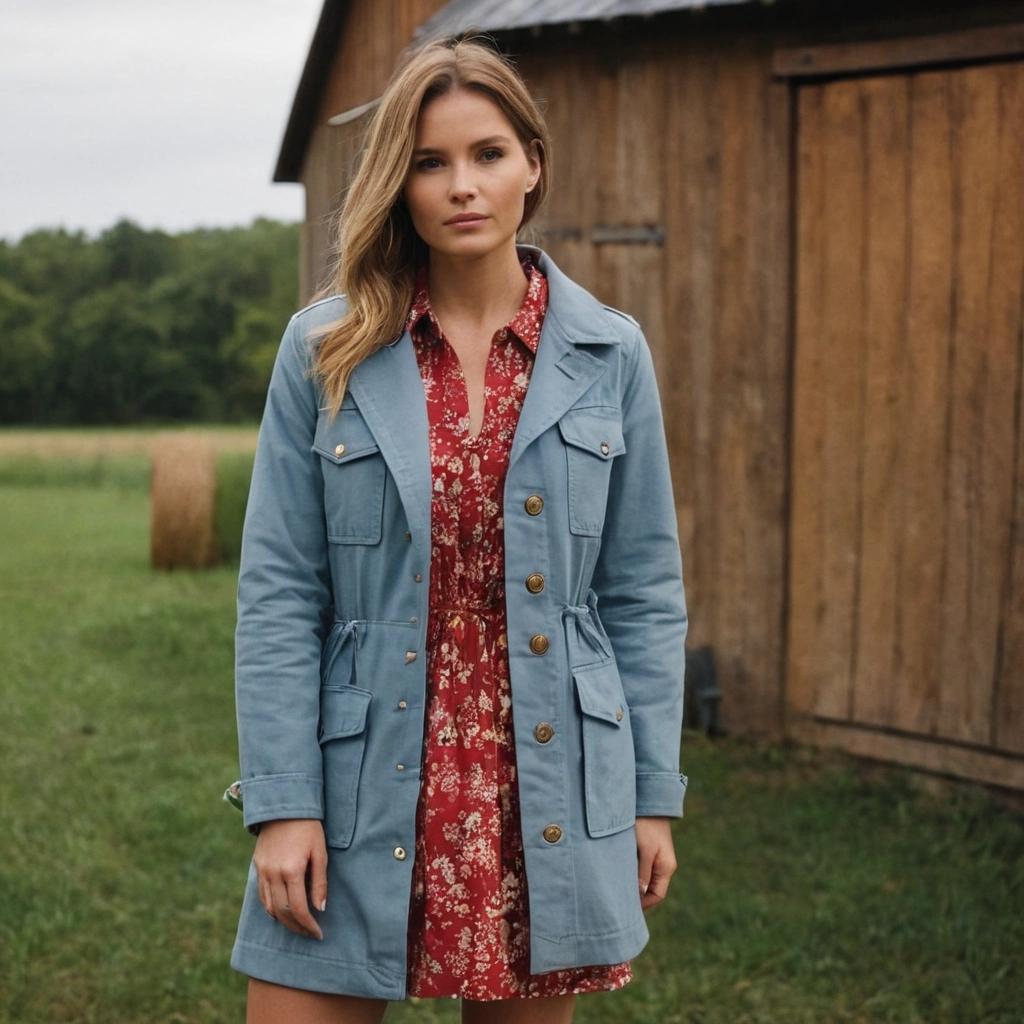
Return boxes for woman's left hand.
[635,816,677,911]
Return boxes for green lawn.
[1,468,1021,1023]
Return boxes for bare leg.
[462,994,576,1024]
[246,978,388,1024]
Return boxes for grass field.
[1,440,1022,1023]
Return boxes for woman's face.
[403,87,541,263]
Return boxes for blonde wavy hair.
[312,34,552,417]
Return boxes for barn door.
[787,59,1024,789]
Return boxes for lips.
[444,213,488,225]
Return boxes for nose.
[448,161,477,201]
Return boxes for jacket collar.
[345,247,617,548]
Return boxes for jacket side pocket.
[318,685,371,849]
[574,661,636,837]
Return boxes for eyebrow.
[411,135,512,156]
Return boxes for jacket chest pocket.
[318,684,372,849]
[574,660,636,837]
[558,407,625,537]
[312,410,385,544]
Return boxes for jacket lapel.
[346,332,432,553]
[509,248,622,470]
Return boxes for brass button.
[396,764,405,771]
[405,651,417,664]
[393,847,407,861]
[615,707,624,722]
[525,494,544,516]
[335,443,346,457]
[414,573,422,583]
[534,722,554,744]
[600,440,611,456]
[529,634,549,656]
[542,824,563,844]
[397,700,408,709]
[404,531,412,542]
[525,573,545,594]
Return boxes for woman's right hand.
[252,819,328,940]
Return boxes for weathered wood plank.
[790,718,1024,792]
[937,65,1002,745]
[891,70,954,738]
[989,62,1024,754]
[851,75,910,728]
[817,77,867,721]
[774,23,1024,80]
[786,83,827,726]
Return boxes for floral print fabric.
[405,255,632,1000]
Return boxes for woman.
[231,34,688,1024]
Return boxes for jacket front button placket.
[542,824,563,844]
[529,634,549,656]
[414,573,422,582]
[393,847,407,861]
[405,651,417,664]
[525,494,544,516]
[534,722,554,744]
[525,573,545,594]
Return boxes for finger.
[284,872,323,941]
[637,841,655,899]
[259,877,276,919]
[269,877,309,938]
[641,850,677,911]
[309,842,329,915]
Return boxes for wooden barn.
[274,0,1024,792]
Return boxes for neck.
[426,243,528,327]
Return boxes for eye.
[479,148,504,163]
[415,156,443,171]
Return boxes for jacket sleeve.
[590,321,689,818]
[234,314,333,831]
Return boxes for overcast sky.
[2,0,326,241]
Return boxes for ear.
[525,139,542,193]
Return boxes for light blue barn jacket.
[231,247,688,999]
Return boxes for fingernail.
[639,882,649,895]
[320,900,327,912]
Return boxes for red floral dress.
[405,255,632,1001]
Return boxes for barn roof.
[416,0,763,39]
[274,0,764,183]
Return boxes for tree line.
[0,218,303,425]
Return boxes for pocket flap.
[558,407,625,459]
[312,409,381,465]
[318,686,371,743]
[574,662,627,727]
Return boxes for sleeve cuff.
[240,773,324,831]
[636,772,688,818]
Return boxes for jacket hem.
[231,939,406,1001]
[531,915,649,974]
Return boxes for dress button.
[525,494,544,516]
[334,443,346,457]
[393,847,407,861]
[542,824,563,844]
[534,722,554,744]
[529,634,549,656]
[600,440,611,456]
[397,700,408,709]
[615,707,624,722]
[525,573,545,594]
[405,651,417,664]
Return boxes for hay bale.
[150,435,218,569]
